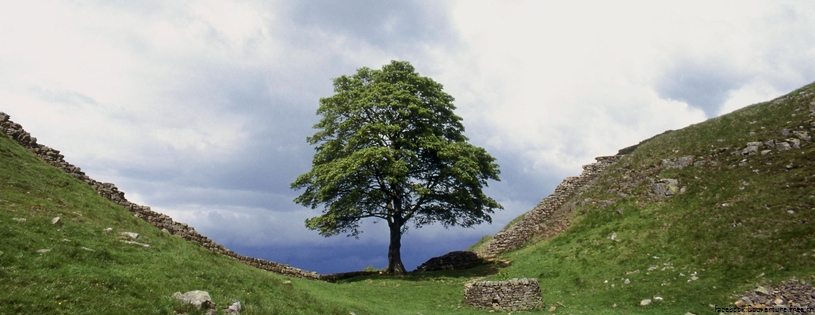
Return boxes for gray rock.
[653,179,679,197]
[51,217,61,225]
[788,138,801,149]
[793,130,811,142]
[120,232,139,239]
[661,156,694,169]
[120,240,150,247]
[764,139,776,148]
[781,128,790,137]
[172,290,214,309]
[12,218,26,222]
[760,150,771,155]
[37,249,51,254]
[742,142,760,155]
[778,142,792,151]
[640,299,651,306]
[224,301,241,315]
[104,227,113,233]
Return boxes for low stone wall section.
[464,278,542,311]
[481,155,622,256]
[0,112,325,280]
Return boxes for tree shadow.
[332,262,501,283]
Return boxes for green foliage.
[292,60,502,273]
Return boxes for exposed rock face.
[480,156,621,256]
[464,278,542,311]
[415,251,483,272]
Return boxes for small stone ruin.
[464,278,542,311]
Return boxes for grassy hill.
[1,81,814,314]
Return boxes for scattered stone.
[282,280,292,285]
[51,217,61,225]
[654,296,663,301]
[12,218,25,222]
[738,279,815,311]
[120,240,150,247]
[81,247,94,252]
[547,306,556,312]
[684,312,696,315]
[764,139,776,148]
[778,142,792,152]
[742,142,761,155]
[640,299,651,306]
[793,130,811,141]
[661,156,694,169]
[781,128,791,137]
[610,232,617,241]
[223,301,241,315]
[760,149,771,155]
[37,249,50,254]
[172,290,214,309]
[119,232,139,240]
[205,309,217,315]
[104,228,113,233]
[624,278,630,284]
[789,138,801,149]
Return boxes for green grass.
[2,81,814,314]
[483,82,815,314]
[0,132,365,314]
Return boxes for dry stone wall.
[464,278,542,311]
[481,155,622,256]
[0,112,325,280]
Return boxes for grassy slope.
[0,132,367,315]
[489,82,815,314]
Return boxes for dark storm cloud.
[285,0,458,52]
[656,60,748,118]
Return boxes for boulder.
[172,290,214,309]
[415,251,484,272]
[224,301,241,314]
[652,179,679,198]
[793,130,811,142]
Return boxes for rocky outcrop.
[464,278,542,311]
[415,251,484,272]
[733,280,815,314]
[480,156,622,256]
[0,112,323,280]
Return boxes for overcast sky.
[2,1,814,273]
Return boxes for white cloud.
[1,0,814,272]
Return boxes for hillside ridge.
[0,112,342,280]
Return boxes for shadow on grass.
[334,263,501,283]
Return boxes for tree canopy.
[291,60,502,274]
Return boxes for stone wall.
[480,155,622,256]
[464,278,542,311]
[0,112,325,281]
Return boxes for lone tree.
[291,60,502,274]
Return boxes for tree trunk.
[387,221,407,274]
